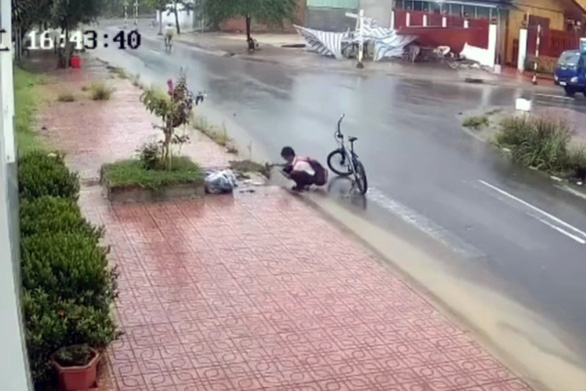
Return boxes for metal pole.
[123,1,128,28]
[533,24,540,85]
[134,0,138,26]
[357,9,365,69]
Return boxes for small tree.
[139,75,197,170]
[204,0,297,49]
[50,0,102,67]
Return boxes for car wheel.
[564,87,576,97]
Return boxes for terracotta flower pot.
[53,348,101,391]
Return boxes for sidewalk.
[35,54,533,391]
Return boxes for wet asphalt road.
[94,24,586,359]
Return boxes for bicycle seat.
[349,136,358,142]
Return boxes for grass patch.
[14,67,45,153]
[87,81,114,101]
[57,91,76,102]
[101,157,202,190]
[229,160,271,178]
[496,115,581,175]
[193,115,232,146]
[463,116,489,129]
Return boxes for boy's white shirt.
[292,156,315,176]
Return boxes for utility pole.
[134,0,139,27]
[0,0,34,388]
[124,0,128,28]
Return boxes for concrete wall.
[306,7,357,31]
[360,0,393,27]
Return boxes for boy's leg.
[289,171,313,191]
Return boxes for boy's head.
[281,146,295,163]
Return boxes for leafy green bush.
[497,116,571,172]
[20,196,104,239]
[21,233,116,308]
[23,290,117,385]
[18,152,79,200]
[567,148,586,180]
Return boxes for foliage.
[497,115,572,173]
[566,147,586,180]
[49,0,102,31]
[21,232,116,308]
[140,75,196,169]
[20,196,104,239]
[18,152,80,201]
[462,116,489,129]
[138,141,162,170]
[204,0,297,39]
[15,67,44,153]
[24,290,117,385]
[57,91,76,102]
[101,157,202,190]
[88,81,114,100]
[54,344,93,367]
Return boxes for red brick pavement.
[37,56,533,391]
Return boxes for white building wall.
[157,1,196,32]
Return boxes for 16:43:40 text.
[26,30,140,51]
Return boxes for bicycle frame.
[334,115,359,173]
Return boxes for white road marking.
[367,187,485,258]
[535,93,574,101]
[149,49,161,55]
[479,180,586,242]
[539,219,586,244]
[555,184,586,202]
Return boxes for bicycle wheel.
[327,149,353,176]
[353,160,368,195]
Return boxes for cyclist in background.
[164,23,175,50]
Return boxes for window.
[476,6,491,19]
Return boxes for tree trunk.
[246,15,252,41]
[173,1,181,35]
[158,8,163,35]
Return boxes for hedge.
[18,151,79,201]
[18,152,117,389]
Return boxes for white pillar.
[487,22,498,68]
[390,10,395,30]
[442,16,447,27]
[423,14,428,27]
[406,12,411,27]
[0,0,34,388]
[518,27,528,72]
[357,9,365,68]
[464,19,469,29]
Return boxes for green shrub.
[88,81,114,100]
[20,196,103,239]
[23,289,117,386]
[462,116,489,129]
[18,152,79,201]
[567,148,586,180]
[497,116,571,172]
[21,232,116,307]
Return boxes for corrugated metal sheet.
[307,0,359,9]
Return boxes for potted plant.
[52,344,101,391]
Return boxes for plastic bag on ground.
[204,169,238,194]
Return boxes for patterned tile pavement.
[36,55,533,391]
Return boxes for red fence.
[527,27,581,58]
[394,10,489,51]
